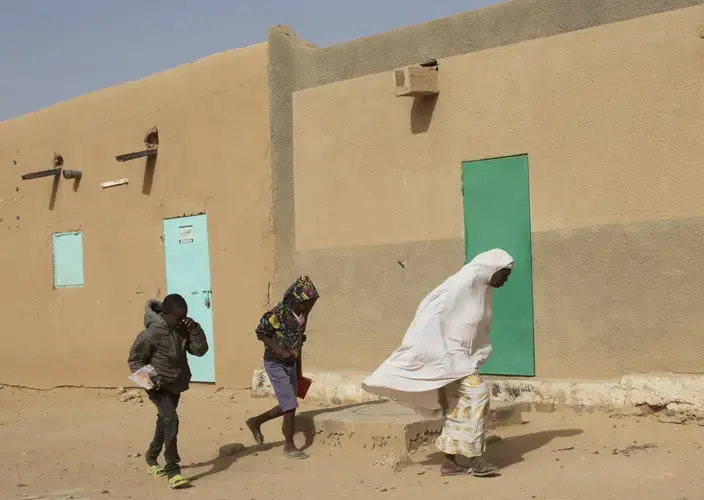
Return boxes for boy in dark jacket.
[128,294,208,489]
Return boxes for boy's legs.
[145,411,165,467]
[281,409,298,453]
[148,390,182,477]
[247,360,306,457]
[246,403,282,445]
[247,407,299,452]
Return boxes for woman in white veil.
[362,249,514,477]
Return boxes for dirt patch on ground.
[1,385,702,499]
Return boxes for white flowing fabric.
[362,249,515,413]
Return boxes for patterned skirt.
[435,373,490,457]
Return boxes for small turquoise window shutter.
[52,232,85,288]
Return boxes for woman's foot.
[440,454,469,476]
[467,456,500,477]
[246,418,264,445]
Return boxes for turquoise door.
[163,214,215,383]
[462,155,535,376]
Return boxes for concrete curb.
[294,400,524,453]
[251,369,704,422]
[251,369,380,405]
[489,374,704,419]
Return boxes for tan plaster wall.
[269,0,700,286]
[0,43,273,388]
[292,7,704,377]
[294,7,704,249]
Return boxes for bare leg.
[246,404,283,444]
[282,410,296,452]
[282,410,308,459]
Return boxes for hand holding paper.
[128,365,158,390]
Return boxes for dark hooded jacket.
[128,299,209,394]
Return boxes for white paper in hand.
[128,365,158,390]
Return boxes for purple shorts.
[264,359,298,412]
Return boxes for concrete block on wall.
[394,65,439,97]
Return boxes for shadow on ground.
[184,441,281,481]
[419,429,584,469]
[185,400,388,482]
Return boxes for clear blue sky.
[0,0,501,122]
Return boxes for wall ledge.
[251,369,704,423]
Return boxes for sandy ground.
[1,385,702,500]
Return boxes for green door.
[461,154,535,376]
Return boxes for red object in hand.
[297,375,312,399]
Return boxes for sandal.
[146,465,166,478]
[283,449,309,460]
[440,464,471,476]
[440,460,472,476]
[168,475,190,489]
[246,418,264,445]
[467,457,500,477]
